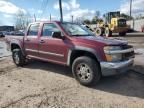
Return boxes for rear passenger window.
[28,24,40,36]
[42,23,60,37]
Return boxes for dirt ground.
[0,36,144,108]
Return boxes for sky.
[0,0,144,26]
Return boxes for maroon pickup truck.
[5,21,134,86]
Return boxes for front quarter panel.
[10,39,25,55]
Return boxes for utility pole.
[34,14,36,22]
[130,0,134,30]
[50,14,51,21]
[71,15,73,23]
[59,0,63,22]
[130,0,132,18]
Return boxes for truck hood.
[72,36,128,46]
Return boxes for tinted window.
[28,24,39,36]
[42,23,60,37]
[118,19,126,27]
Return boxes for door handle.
[39,40,45,43]
[25,39,30,41]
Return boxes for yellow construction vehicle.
[95,11,130,37]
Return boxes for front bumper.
[100,59,134,76]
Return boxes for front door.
[24,23,40,57]
[38,23,68,64]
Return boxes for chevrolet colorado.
[5,21,134,86]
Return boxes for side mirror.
[52,32,64,39]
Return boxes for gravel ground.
[0,36,144,108]
[0,58,144,108]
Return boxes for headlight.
[104,46,121,52]
[104,46,122,62]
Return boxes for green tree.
[135,14,144,20]
[91,17,103,24]
[91,11,101,24]
[120,13,133,20]
[91,16,97,24]
[95,11,100,18]
[83,19,91,24]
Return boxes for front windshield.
[61,23,94,36]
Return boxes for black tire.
[12,49,26,66]
[95,28,103,36]
[105,27,112,37]
[72,56,101,86]
[119,32,126,36]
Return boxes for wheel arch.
[10,41,25,56]
[67,47,101,67]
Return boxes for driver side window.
[42,23,60,37]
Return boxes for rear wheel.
[72,56,101,86]
[12,49,26,66]
[105,27,112,37]
[119,32,126,36]
[95,28,103,36]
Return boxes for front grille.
[121,45,134,60]
[121,45,133,49]
[122,51,135,60]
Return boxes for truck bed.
[5,35,24,48]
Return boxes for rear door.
[38,23,68,64]
[24,23,40,57]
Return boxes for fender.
[10,39,25,56]
[66,46,102,66]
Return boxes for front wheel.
[72,56,101,86]
[12,49,26,66]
